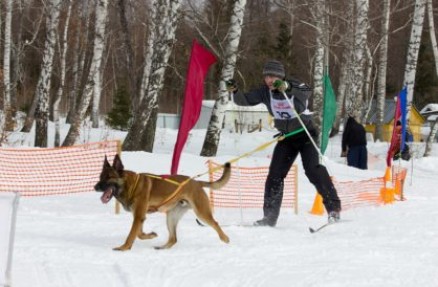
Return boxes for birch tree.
[424,0,437,156]
[63,0,109,146]
[200,0,247,157]
[3,0,13,131]
[34,0,62,147]
[90,0,109,128]
[375,0,391,142]
[332,1,354,134]
[54,0,72,146]
[403,0,426,104]
[65,0,91,124]
[20,5,48,133]
[311,0,326,139]
[123,0,181,151]
[345,0,369,120]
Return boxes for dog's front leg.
[113,213,144,251]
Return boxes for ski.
[309,222,333,233]
[309,219,349,233]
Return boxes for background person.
[341,116,368,169]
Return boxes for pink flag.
[170,40,216,174]
[386,87,408,167]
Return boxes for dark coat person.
[341,116,368,170]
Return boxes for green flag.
[320,72,337,154]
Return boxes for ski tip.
[309,227,316,233]
[196,219,205,226]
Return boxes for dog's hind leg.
[191,194,230,244]
[155,202,190,250]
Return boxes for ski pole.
[280,91,324,159]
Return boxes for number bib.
[270,94,296,120]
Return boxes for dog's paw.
[138,232,157,240]
[113,244,131,251]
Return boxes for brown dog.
[94,154,231,250]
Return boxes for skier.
[226,60,341,226]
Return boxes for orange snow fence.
[310,166,408,215]
[0,140,120,196]
[207,161,298,214]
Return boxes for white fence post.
[0,192,20,287]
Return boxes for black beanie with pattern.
[262,60,285,78]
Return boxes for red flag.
[386,88,405,167]
[170,40,216,174]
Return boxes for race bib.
[270,95,296,120]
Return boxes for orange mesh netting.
[332,177,384,210]
[0,140,120,196]
[207,161,298,213]
[312,167,408,214]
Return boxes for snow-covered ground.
[4,121,438,287]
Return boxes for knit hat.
[262,60,285,78]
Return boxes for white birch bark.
[54,0,72,147]
[427,0,438,77]
[2,0,13,131]
[63,0,109,146]
[138,0,156,106]
[403,0,426,104]
[345,0,369,120]
[424,118,438,156]
[311,0,325,139]
[91,0,109,128]
[123,0,181,151]
[332,1,354,133]
[34,0,62,147]
[424,0,438,156]
[200,0,247,157]
[375,0,391,141]
[66,0,91,124]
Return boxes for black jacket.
[342,117,367,152]
[232,78,315,134]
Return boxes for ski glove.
[225,79,237,92]
[273,80,289,92]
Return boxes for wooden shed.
[364,99,425,142]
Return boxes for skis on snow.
[309,222,333,233]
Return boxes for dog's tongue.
[100,188,113,204]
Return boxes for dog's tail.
[200,162,231,190]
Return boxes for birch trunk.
[63,0,109,146]
[311,0,326,140]
[403,0,426,104]
[66,0,91,124]
[345,0,369,120]
[123,0,181,151]
[91,0,109,128]
[424,0,438,156]
[3,0,13,131]
[118,0,136,98]
[34,0,62,147]
[424,118,438,156]
[54,1,72,147]
[375,0,391,142]
[333,1,354,134]
[200,0,247,157]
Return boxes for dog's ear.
[112,154,124,174]
[103,155,111,169]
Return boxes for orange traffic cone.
[380,166,395,204]
[310,193,324,215]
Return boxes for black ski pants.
[263,133,341,223]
